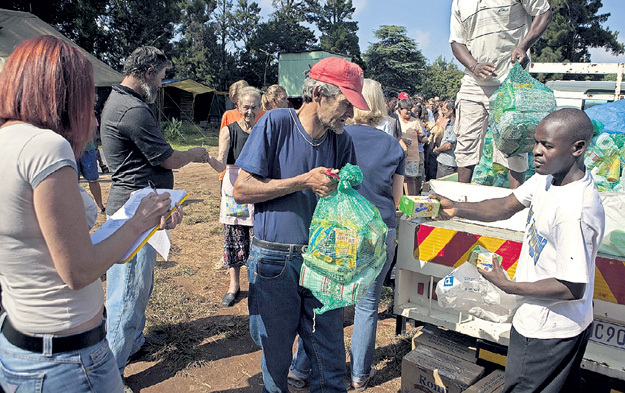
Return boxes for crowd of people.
[383,93,459,194]
[0,0,606,392]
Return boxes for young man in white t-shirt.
[432,108,605,393]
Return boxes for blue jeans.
[247,243,347,393]
[0,315,123,393]
[105,243,157,375]
[291,228,396,383]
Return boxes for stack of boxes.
[401,325,506,393]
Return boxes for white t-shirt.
[0,123,104,333]
[449,0,551,86]
[512,172,605,339]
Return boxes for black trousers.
[503,323,592,393]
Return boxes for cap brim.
[340,87,370,111]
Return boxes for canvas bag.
[220,164,254,226]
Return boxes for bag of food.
[436,262,520,323]
[300,164,387,314]
[489,62,556,157]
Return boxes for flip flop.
[352,366,377,392]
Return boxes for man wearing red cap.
[233,57,369,393]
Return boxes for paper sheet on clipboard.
[90,187,187,263]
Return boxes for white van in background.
[529,62,625,110]
[545,80,625,110]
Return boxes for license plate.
[590,320,625,350]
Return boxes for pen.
[148,180,158,195]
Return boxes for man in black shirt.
[100,46,209,392]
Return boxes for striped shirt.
[449,0,550,86]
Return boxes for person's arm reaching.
[205,126,230,173]
[160,147,209,169]
[510,9,553,66]
[233,167,338,204]
[433,186,585,301]
[431,192,525,222]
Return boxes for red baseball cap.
[398,92,410,100]
[309,57,370,111]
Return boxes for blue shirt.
[236,108,357,244]
[345,124,405,229]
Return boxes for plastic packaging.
[489,62,556,157]
[436,262,520,323]
[300,164,387,314]
[467,245,502,272]
[607,157,621,183]
[399,195,440,218]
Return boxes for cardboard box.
[412,326,476,362]
[464,370,505,393]
[476,339,508,367]
[399,195,440,218]
[401,345,484,393]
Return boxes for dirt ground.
[87,153,415,393]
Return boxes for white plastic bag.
[436,262,519,323]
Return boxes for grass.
[162,119,220,150]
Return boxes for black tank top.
[226,121,250,165]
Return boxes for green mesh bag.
[300,163,387,314]
[489,62,556,157]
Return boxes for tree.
[418,57,464,100]
[98,0,181,70]
[271,0,308,25]
[533,0,624,63]
[233,0,316,88]
[241,19,317,87]
[7,0,109,59]
[305,0,361,60]
[364,25,426,96]
[210,0,236,90]
[10,0,182,71]
[230,0,262,50]
[171,0,221,86]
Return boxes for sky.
[256,0,625,65]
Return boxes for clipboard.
[90,186,188,263]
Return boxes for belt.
[252,237,308,254]
[1,317,106,354]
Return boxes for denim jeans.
[291,228,396,383]
[105,243,157,375]
[247,243,347,393]
[0,315,123,393]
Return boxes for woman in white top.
[0,35,182,393]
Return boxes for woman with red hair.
[0,35,181,393]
